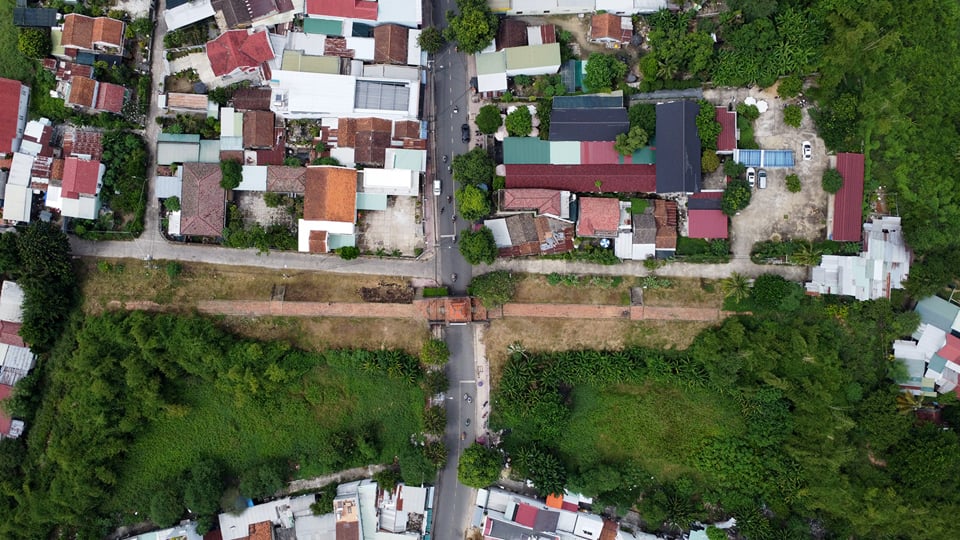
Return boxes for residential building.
[206,28,276,84]
[46,156,105,220]
[374,24,409,65]
[831,152,865,242]
[61,128,103,159]
[576,197,622,238]
[686,191,728,239]
[212,0,296,30]
[64,76,126,114]
[501,137,654,166]
[892,296,960,396]
[18,118,54,157]
[653,198,677,257]
[3,153,36,223]
[655,101,701,194]
[0,77,31,155]
[164,0,216,31]
[498,188,571,220]
[269,71,420,120]
[505,164,656,193]
[120,521,203,540]
[589,13,632,45]
[549,93,628,142]
[13,6,58,27]
[805,216,911,300]
[497,19,529,49]
[0,281,34,438]
[595,0,668,15]
[485,213,574,257]
[60,14,124,57]
[243,110,276,149]
[475,43,561,93]
[297,166,357,253]
[361,168,419,197]
[615,204,657,261]
[305,0,378,21]
[232,87,273,110]
[266,165,307,193]
[489,0,665,14]
[179,162,226,237]
[163,92,210,113]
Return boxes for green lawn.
[0,0,36,82]
[559,381,745,480]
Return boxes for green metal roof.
[390,148,425,172]
[549,141,580,164]
[327,233,357,249]
[304,17,343,36]
[156,142,200,165]
[503,137,550,164]
[281,50,340,74]
[476,51,506,76]
[158,133,201,143]
[631,146,656,165]
[198,139,220,163]
[51,28,64,57]
[356,193,388,211]
[916,296,960,333]
[505,43,560,71]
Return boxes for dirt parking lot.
[358,196,424,256]
[704,86,830,257]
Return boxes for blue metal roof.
[735,149,795,168]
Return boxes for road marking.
[459,380,476,384]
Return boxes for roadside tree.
[443,0,498,54]
[417,27,445,54]
[475,105,502,134]
[420,339,450,366]
[451,148,495,187]
[455,184,491,220]
[457,443,502,488]
[459,227,497,265]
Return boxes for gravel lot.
[705,86,831,257]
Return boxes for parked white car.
[746,167,756,189]
[802,141,812,160]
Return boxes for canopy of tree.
[220,159,242,190]
[459,226,497,265]
[443,0,498,54]
[17,28,50,58]
[455,184,491,220]
[505,107,532,137]
[721,179,752,216]
[451,147,495,188]
[475,104,502,134]
[417,26,445,54]
[457,443,502,488]
[613,126,648,156]
[0,312,430,538]
[467,271,517,308]
[491,289,959,538]
[583,53,628,92]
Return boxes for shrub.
[723,160,746,179]
[468,271,518,307]
[721,179,752,216]
[783,104,803,128]
[18,28,51,58]
[736,103,760,122]
[420,339,450,366]
[338,246,360,260]
[777,74,803,98]
[476,105,503,134]
[165,261,183,279]
[785,174,801,193]
[701,151,720,173]
[163,196,181,211]
[822,169,844,194]
[219,160,242,190]
[263,192,285,208]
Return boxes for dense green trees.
[17,28,50,58]
[417,26,445,54]
[696,99,721,150]
[721,179,752,216]
[822,168,843,194]
[583,53,628,91]
[701,151,720,173]
[451,147,495,187]
[457,443,502,488]
[443,0,497,54]
[627,103,656,138]
[505,107,532,137]
[100,130,148,221]
[475,104,502,134]
[613,126,648,156]
[220,160,242,190]
[459,226,497,265]
[455,184,491,220]
[420,339,450,366]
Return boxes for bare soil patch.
[359,282,415,304]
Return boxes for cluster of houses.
[148,0,432,253]
[0,281,36,441]
[122,479,433,540]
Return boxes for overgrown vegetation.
[468,271,518,308]
[492,289,942,538]
[675,237,730,263]
[0,312,430,538]
[221,203,297,253]
[751,238,860,265]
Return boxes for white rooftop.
[237,165,268,191]
[377,0,422,27]
[163,0,215,31]
[0,281,25,323]
[361,168,419,197]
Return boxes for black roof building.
[655,101,702,194]
[13,7,57,27]
[549,108,628,142]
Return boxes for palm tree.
[895,392,924,414]
[719,272,750,303]
[789,240,823,266]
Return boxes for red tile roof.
[44,59,93,82]
[62,129,103,159]
[938,335,960,364]
[61,157,102,198]
[0,384,12,435]
[303,166,357,223]
[687,209,728,239]
[501,188,563,216]
[207,29,275,78]
[243,110,275,148]
[180,163,226,237]
[95,82,126,113]
[0,78,26,155]
[62,14,124,50]
[654,199,677,249]
[308,230,327,253]
[374,24,409,65]
[232,87,273,110]
[306,0,377,20]
[66,76,97,108]
[715,107,736,152]
[833,153,865,242]
[246,521,273,540]
[591,13,627,42]
[505,164,656,193]
[0,321,25,348]
[514,503,538,528]
[577,197,620,237]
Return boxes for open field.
[639,277,726,307]
[217,316,430,356]
[79,259,409,312]
[483,318,714,385]
[512,274,725,308]
[0,0,35,82]
[559,382,745,481]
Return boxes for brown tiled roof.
[220,150,244,162]
[180,163,226,237]
[266,166,307,193]
[591,13,624,42]
[243,110,275,148]
[393,120,420,140]
[374,24,409,64]
[255,128,286,165]
[94,82,126,113]
[62,129,103,159]
[653,199,677,250]
[497,18,528,50]
[67,76,97,108]
[167,92,210,110]
[337,118,392,166]
[232,87,272,110]
[308,230,327,253]
[45,60,93,81]
[324,37,355,58]
[62,14,124,50]
[245,521,273,540]
[303,166,356,223]
[501,188,562,216]
[576,197,620,238]
[354,131,391,166]
[0,321,24,348]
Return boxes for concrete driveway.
[704,87,830,259]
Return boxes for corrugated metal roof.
[549,108,628,142]
[157,142,200,165]
[553,93,624,109]
[303,17,343,35]
[503,137,551,164]
[475,51,506,75]
[505,43,560,71]
[356,192,387,210]
[549,141,580,164]
[655,101,701,193]
[687,209,728,239]
[832,152,865,242]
